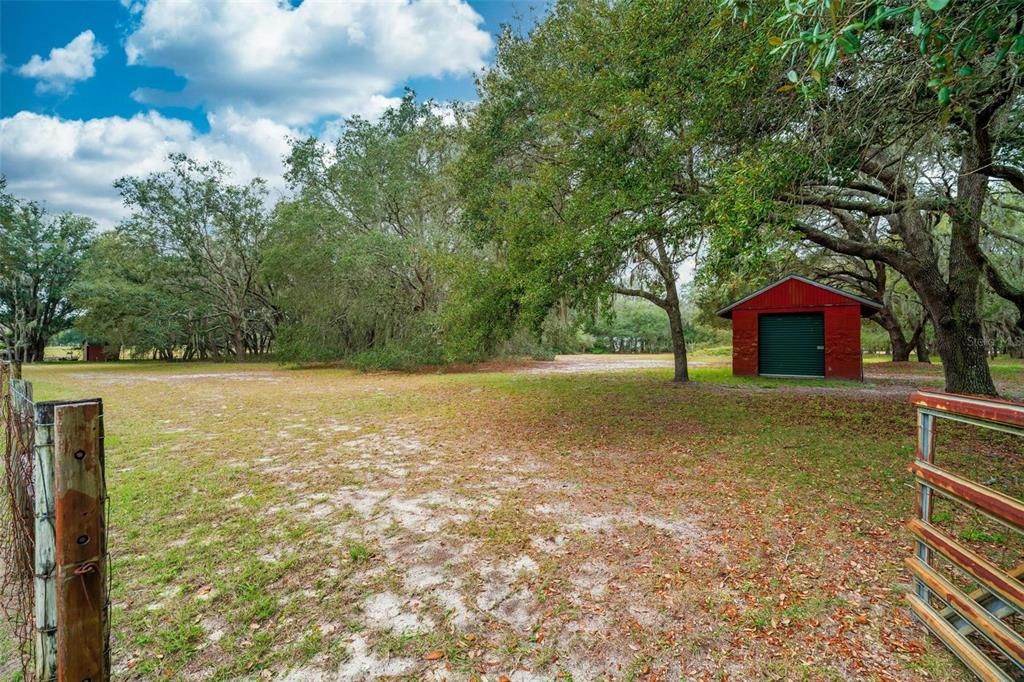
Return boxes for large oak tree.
[0,180,94,365]
[458,1,766,381]
[116,155,274,362]
[713,0,1024,395]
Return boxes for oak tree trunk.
[911,259,994,394]
[907,315,930,363]
[891,339,911,363]
[29,336,46,363]
[1003,326,1024,359]
[663,283,689,383]
[873,309,911,362]
[915,334,931,363]
[932,119,998,397]
[232,317,245,363]
[930,315,993,395]
[892,255,993,393]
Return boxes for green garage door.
[758,312,825,377]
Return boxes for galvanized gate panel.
[757,312,825,377]
[907,390,1024,681]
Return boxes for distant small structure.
[717,275,881,380]
[82,342,119,362]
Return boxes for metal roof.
[716,274,884,318]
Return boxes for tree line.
[1,0,1022,396]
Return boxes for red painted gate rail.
[907,390,1024,681]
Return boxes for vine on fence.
[1,360,37,678]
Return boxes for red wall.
[83,344,118,362]
[824,306,863,380]
[729,279,865,380]
[732,309,759,376]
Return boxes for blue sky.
[0,0,544,224]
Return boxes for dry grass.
[4,354,1022,681]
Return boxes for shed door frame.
[757,311,826,378]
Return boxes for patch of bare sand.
[250,417,718,679]
[281,633,417,680]
[519,354,698,374]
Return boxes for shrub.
[497,329,556,361]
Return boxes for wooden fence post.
[53,400,107,682]
[5,372,110,682]
[33,401,58,681]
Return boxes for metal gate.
[907,390,1023,680]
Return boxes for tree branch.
[610,285,668,309]
[785,192,950,216]
[791,220,912,273]
[966,233,1024,331]
[986,164,1024,194]
[986,226,1024,248]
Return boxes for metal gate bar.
[908,390,1024,681]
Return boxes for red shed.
[82,342,119,362]
[717,275,881,380]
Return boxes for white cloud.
[124,0,491,125]
[3,0,491,226]
[0,110,294,227]
[17,30,107,94]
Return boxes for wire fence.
[2,362,112,681]
[1,361,37,678]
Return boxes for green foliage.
[440,254,539,360]
[959,527,1008,544]
[540,308,589,355]
[49,328,85,346]
[0,179,95,360]
[861,322,892,355]
[981,200,1024,357]
[586,299,673,353]
[456,0,755,368]
[702,143,808,287]
[726,0,1023,105]
[586,298,731,353]
[266,94,465,365]
[349,318,446,371]
[496,329,557,361]
[112,154,274,360]
[346,542,373,563]
[72,232,207,358]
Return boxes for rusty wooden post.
[33,401,58,681]
[53,400,107,682]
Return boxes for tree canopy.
[456,0,770,381]
[0,180,94,364]
[708,0,1024,394]
[265,94,470,367]
[3,1,1022,396]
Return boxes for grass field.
[4,353,1023,680]
[42,345,82,362]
